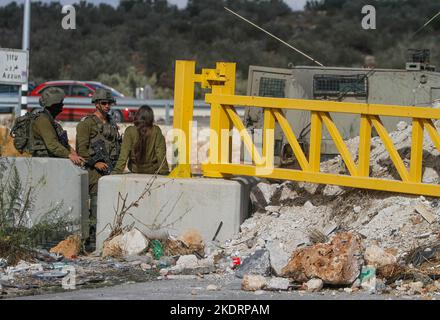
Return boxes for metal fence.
[0,96,244,124]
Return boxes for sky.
[0,0,308,11]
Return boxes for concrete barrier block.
[1,157,88,233]
[96,174,253,250]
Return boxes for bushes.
[0,158,75,265]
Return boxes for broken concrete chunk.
[281,232,363,285]
[396,121,408,131]
[241,274,267,291]
[102,228,149,258]
[266,277,290,291]
[415,204,437,224]
[120,228,149,256]
[250,182,279,210]
[279,184,298,202]
[266,241,290,277]
[364,245,397,267]
[206,284,219,291]
[176,255,199,269]
[323,185,344,197]
[305,278,323,292]
[49,234,81,259]
[235,249,271,279]
[408,281,424,294]
[170,255,215,275]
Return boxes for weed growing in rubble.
[0,158,76,265]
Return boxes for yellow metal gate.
[169,60,440,197]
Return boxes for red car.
[29,80,136,122]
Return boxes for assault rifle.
[85,139,113,175]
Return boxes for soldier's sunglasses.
[99,101,112,106]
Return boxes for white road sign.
[0,48,28,85]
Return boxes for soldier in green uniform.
[76,89,122,244]
[113,105,169,175]
[30,87,84,164]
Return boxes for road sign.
[0,48,28,85]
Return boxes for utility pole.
[16,0,31,117]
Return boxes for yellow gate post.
[169,60,196,178]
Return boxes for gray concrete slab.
[96,175,255,249]
[1,157,88,234]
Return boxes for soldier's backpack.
[9,111,41,154]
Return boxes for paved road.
[11,274,418,300]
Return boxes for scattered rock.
[353,206,361,214]
[120,228,149,256]
[323,185,344,197]
[266,277,290,291]
[279,183,297,202]
[235,249,271,279]
[266,241,290,276]
[250,182,278,210]
[408,281,424,294]
[415,204,437,224]
[102,229,148,258]
[140,263,152,271]
[49,234,81,259]
[206,284,219,291]
[364,245,397,267]
[304,278,323,292]
[396,121,408,131]
[241,274,267,291]
[170,255,215,275]
[159,268,169,276]
[281,232,363,285]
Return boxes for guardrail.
[0,96,244,124]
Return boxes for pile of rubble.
[213,119,440,296]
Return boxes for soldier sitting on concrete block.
[10,87,84,165]
[112,105,169,175]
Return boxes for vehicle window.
[39,85,70,95]
[71,85,93,97]
[313,74,368,99]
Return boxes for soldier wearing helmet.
[76,88,122,246]
[31,87,84,164]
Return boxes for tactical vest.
[86,114,122,167]
[32,110,70,157]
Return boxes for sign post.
[0,48,29,117]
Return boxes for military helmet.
[91,88,116,104]
[39,87,65,108]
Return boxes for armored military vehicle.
[244,49,440,164]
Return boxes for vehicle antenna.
[412,11,440,37]
[224,7,324,67]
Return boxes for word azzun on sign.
[0,49,28,85]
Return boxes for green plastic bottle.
[150,239,164,259]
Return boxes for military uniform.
[76,113,121,239]
[112,125,169,175]
[31,109,71,157]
